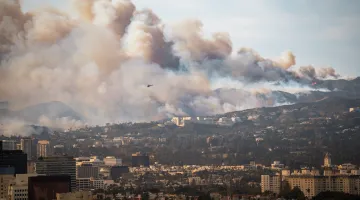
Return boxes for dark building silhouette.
[110,166,130,180]
[0,166,15,175]
[20,137,33,160]
[35,156,76,191]
[0,141,27,174]
[28,175,71,200]
[131,152,150,167]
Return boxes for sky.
[22,0,360,76]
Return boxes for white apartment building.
[261,175,281,194]
[286,175,360,198]
[7,174,38,200]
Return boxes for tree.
[141,192,150,200]
[279,181,291,198]
[287,187,305,200]
[198,193,212,200]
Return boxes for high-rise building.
[28,175,71,200]
[8,173,38,200]
[21,137,33,160]
[37,140,51,157]
[0,167,15,200]
[324,153,332,168]
[0,141,27,174]
[131,152,150,167]
[76,164,99,179]
[261,175,281,194]
[2,140,16,150]
[35,156,76,191]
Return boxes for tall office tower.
[0,141,27,174]
[2,140,16,150]
[21,137,33,160]
[35,156,76,191]
[37,140,51,157]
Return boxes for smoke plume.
[0,0,344,127]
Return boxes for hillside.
[12,101,83,123]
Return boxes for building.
[8,173,38,200]
[37,140,51,158]
[56,191,92,200]
[0,141,27,174]
[20,138,33,161]
[271,161,285,170]
[188,177,202,185]
[261,175,281,194]
[338,163,357,170]
[2,140,16,150]
[76,164,99,179]
[110,166,129,180]
[90,178,104,190]
[131,152,150,167]
[349,107,360,112]
[286,175,360,198]
[0,167,15,200]
[35,156,76,191]
[324,153,332,168]
[27,161,35,174]
[76,178,91,191]
[103,156,122,166]
[28,175,71,200]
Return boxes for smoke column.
[0,0,342,127]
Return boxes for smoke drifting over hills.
[0,0,345,126]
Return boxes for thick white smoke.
[0,0,342,128]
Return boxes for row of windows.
[14,189,27,193]
[15,193,27,197]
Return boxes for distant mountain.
[12,101,83,123]
[221,97,360,125]
[260,78,360,106]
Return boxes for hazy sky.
[23,0,360,76]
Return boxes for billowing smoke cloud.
[0,0,344,128]
[0,119,44,137]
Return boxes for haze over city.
[1,1,360,200]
